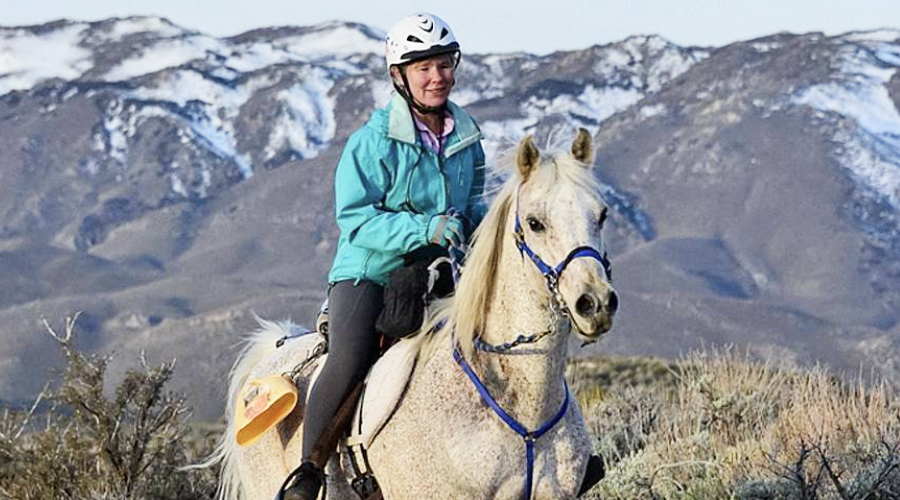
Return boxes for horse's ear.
[517,135,540,180]
[571,128,595,166]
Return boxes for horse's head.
[511,128,618,343]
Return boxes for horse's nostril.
[608,291,619,315]
[575,294,597,317]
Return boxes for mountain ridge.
[2,17,899,418]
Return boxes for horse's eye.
[526,216,545,233]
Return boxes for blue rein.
[453,348,570,500]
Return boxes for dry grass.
[574,348,900,500]
[3,320,897,500]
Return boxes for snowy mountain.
[1,17,899,418]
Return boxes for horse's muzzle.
[570,287,618,339]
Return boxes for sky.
[2,0,899,55]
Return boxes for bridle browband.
[474,183,612,354]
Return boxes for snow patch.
[264,69,336,161]
[279,25,383,59]
[752,42,782,53]
[479,117,541,162]
[647,49,700,92]
[371,81,393,109]
[104,35,226,81]
[102,99,129,165]
[792,41,900,207]
[836,130,900,207]
[641,103,667,118]
[225,42,293,73]
[125,70,254,179]
[170,172,189,197]
[524,85,643,125]
[106,17,185,39]
[840,30,900,43]
[0,24,93,95]
[593,41,704,94]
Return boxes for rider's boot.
[280,461,324,500]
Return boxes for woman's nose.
[430,68,452,82]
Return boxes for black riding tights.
[301,279,384,460]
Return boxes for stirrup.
[278,461,326,500]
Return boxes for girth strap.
[453,348,570,500]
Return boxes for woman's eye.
[527,216,545,233]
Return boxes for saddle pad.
[348,337,419,449]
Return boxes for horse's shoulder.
[353,339,420,447]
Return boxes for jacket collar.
[386,93,481,155]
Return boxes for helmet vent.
[407,35,424,43]
[440,28,449,39]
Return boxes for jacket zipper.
[436,148,450,212]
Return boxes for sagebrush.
[3,319,897,500]
[0,316,219,500]
[574,349,900,500]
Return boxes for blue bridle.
[451,183,613,498]
[513,184,612,317]
[472,184,614,355]
[453,347,569,500]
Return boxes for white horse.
[212,129,618,500]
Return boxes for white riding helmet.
[385,13,460,67]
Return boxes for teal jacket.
[327,93,487,286]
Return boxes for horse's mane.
[415,140,601,363]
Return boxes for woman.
[281,13,487,500]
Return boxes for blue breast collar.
[453,347,570,500]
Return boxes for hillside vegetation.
[572,352,900,499]
[2,318,898,499]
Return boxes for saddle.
[242,247,453,498]
[265,330,418,500]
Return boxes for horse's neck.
[474,229,570,428]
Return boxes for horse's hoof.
[577,453,605,497]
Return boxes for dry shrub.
[0,315,219,500]
[579,347,900,500]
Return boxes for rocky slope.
[1,17,898,418]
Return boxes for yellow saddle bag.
[234,375,299,446]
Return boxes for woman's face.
[393,54,455,109]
